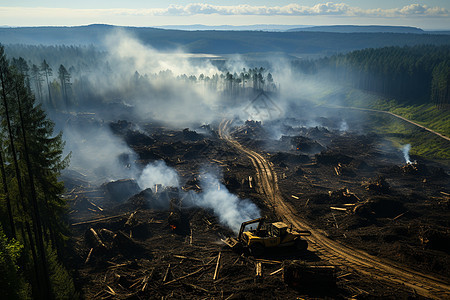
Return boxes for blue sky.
[1,1,449,29]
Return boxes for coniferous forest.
[294,45,450,107]
[0,39,448,299]
[0,45,74,299]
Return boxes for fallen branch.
[88,228,106,249]
[337,272,352,279]
[163,267,205,285]
[84,248,93,264]
[269,268,283,276]
[71,213,128,226]
[88,200,103,211]
[330,207,347,212]
[213,252,221,280]
[255,259,282,264]
[173,255,203,262]
[105,285,116,296]
[163,264,171,282]
[125,211,137,227]
[185,283,209,293]
[391,211,408,221]
[255,262,262,277]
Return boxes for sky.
[1,1,449,30]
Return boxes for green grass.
[341,91,450,164]
[344,95,450,138]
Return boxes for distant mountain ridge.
[1,24,449,55]
[287,25,424,33]
[154,24,309,31]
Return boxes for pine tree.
[0,44,73,299]
[58,65,71,109]
[40,60,52,107]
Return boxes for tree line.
[294,45,450,108]
[5,45,277,111]
[0,45,75,299]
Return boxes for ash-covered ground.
[62,110,449,299]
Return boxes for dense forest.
[0,45,75,299]
[5,43,450,112]
[294,45,450,108]
[5,44,277,112]
[1,24,450,55]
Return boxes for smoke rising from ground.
[402,144,412,164]
[134,161,260,233]
[137,160,179,191]
[63,122,139,184]
[191,173,260,233]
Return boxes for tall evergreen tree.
[0,44,73,299]
[57,65,70,109]
[40,60,52,107]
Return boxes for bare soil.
[64,116,449,299]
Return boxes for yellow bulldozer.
[222,217,311,256]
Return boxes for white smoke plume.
[63,123,139,184]
[339,120,349,132]
[137,160,179,191]
[401,144,412,164]
[193,173,260,233]
[135,161,260,233]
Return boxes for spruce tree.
[0,44,73,299]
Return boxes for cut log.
[185,283,209,293]
[330,207,347,212]
[391,211,408,221]
[125,211,137,227]
[255,262,262,277]
[173,255,203,262]
[163,264,171,282]
[283,262,336,288]
[213,252,221,280]
[87,200,103,211]
[71,213,127,226]
[87,228,107,250]
[269,268,283,276]
[85,248,93,264]
[255,259,282,264]
[163,267,205,285]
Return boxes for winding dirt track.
[331,105,450,142]
[219,119,450,299]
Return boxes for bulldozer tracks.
[219,119,450,299]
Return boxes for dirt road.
[332,106,450,142]
[219,119,450,299]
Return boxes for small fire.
[402,144,412,164]
[170,224,176,230]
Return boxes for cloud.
[124,3,447,18]
[0,3,447,26]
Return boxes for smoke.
[62,121,139,184]
[100,29,225,127]
[401,144,412,164]
[339,120,349,132]
[134,160,260,233]
[190,173,260,233]
[137,160,179,191]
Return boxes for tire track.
[219,119,450,299]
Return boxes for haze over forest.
[0,1,449,299]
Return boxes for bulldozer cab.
[271,222,288,238]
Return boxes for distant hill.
[154,24,308,31]
[287,25,424,34]
[1,24,449,55]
